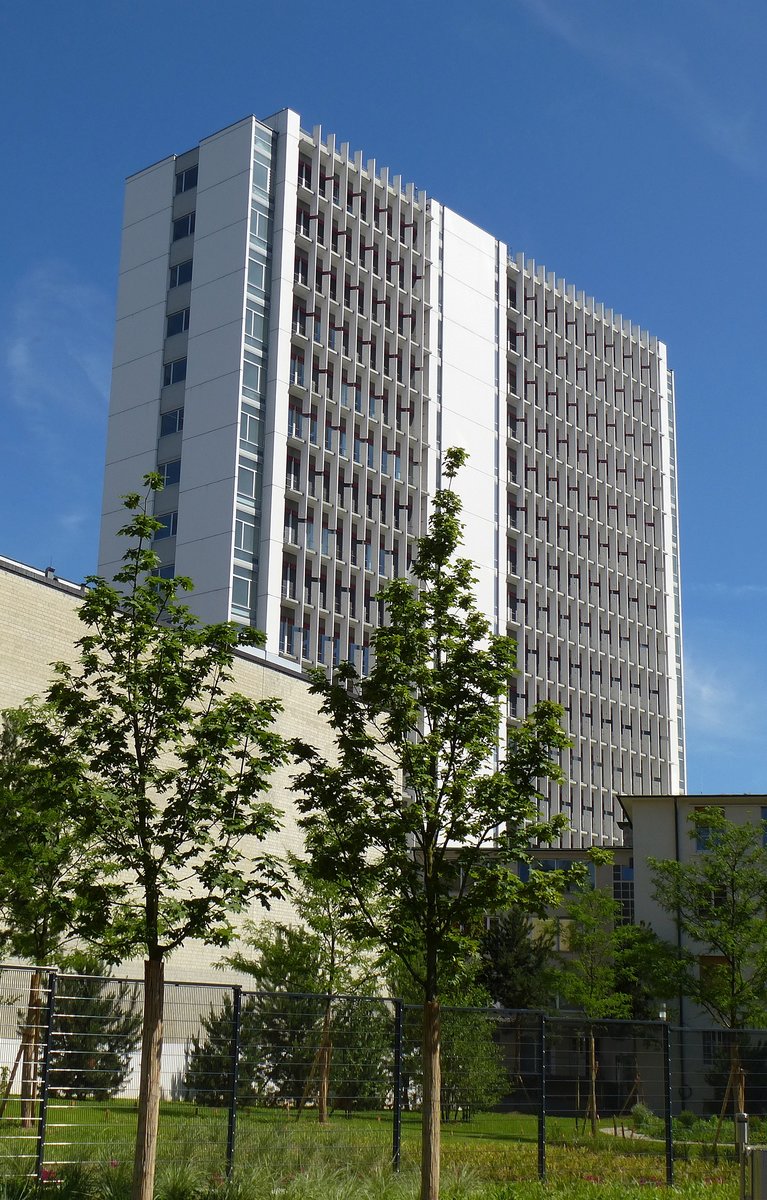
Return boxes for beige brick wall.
[0,561,336,983]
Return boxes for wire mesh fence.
[0,963,763,1189]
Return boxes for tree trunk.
[317,996,333,1125]
[20,970,42,1128]
[588,1029,598,1137]
[421,998,441,1200]
[0,1040,24,1121]
[132,957,164,1200]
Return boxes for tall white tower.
[100,108,685,846]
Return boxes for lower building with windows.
[98,108,685,848]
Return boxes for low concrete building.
[0,553,334,983]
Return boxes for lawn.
[0,1100,742,1197]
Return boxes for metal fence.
[0,964,762,1187]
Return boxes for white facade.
[99,109,686,848]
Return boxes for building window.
[244,305,268,349]
[290,352,305,387]
[250,202,271,249]
[240,406,262,453]
[247,254,267,296]
[154,512,178,540]
[284,505,299,545]
[613,863,635,924]
[172,212,196,242]
[156,563,175,579]
[169,260,193,288]
[160,407,184,437]
[282,559,297,600]
[285,454,301,490]
[280,613,296,656]
[298,156,312,188]
[163,358,187,387]
[166,308,190,338]
[232,565,253,612]
[287,404,304,438]
[237,463,259,500]
[158,459,181,487]
[294,252,309,286]
[235,513,256,560]
[694,806,724,852]
[242,353,265,400]
[175,165,198,194]
[293,304,307,336]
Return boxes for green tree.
[49,953,142,1100]
[292,449,571,1200]
[554,887,680,1134]
[650,806,767,1119]
[439,1007,506,1122]
[478,909,555,1011]
[44,476,287,1200]
[222,866,381,1121]
[554,887,629,1136]
[0,704,107,1125]
[184,992,269,1108]
[650,807,767,1031]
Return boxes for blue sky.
[1,0,765,795]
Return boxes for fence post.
[662,1018,674,1187]
[226,986,242,1179]
[538,1012,547,1182]
[392,998,403,1172]
[35,970,57,1183]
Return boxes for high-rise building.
[99,108,685,847]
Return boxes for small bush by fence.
[0,964,761,1188]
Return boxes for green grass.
[0,1100,742,1197]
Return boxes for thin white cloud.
[687,582,767,599]
[514,0,763,176]
[3,261,112,427]
[684,649,767,748]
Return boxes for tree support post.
[392,998,403,1172]
[226,986,242,1179]
[538,1012,547,1182]
[662,1018,674,1187]
[35,971,57,1183]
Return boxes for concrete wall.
[0,557,336,984]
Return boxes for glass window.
[279,615,296,655]
[175,165,198,194]
[156,563,175,579]
[160,408,184,437]
[294,252,309,286]
[158,459,181,487]
[163,358,187,387]
[287,404,303,438]
[252,160,270,194]
[232,565,252,611]
[169,260,193,288]
[293,304,307,336]
[284,506,299,545]
[250,204,271,249]
[172,212,195,241]
[298,156,312,188]
[290,353,305,387]
[240,406,262,452]
[242,353,265,400]
[166,308,190,338]
[247,255,267,296]
[238,463,258,500]
[244,304,268,349]
[153,512,178,540]
[235,513,256,559]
